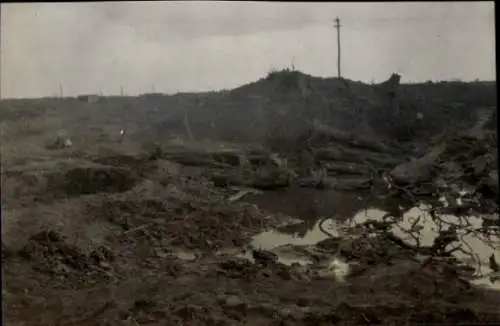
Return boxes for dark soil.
[2,72,498,325]
[4,227,500,326]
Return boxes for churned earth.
[2,72,499,325]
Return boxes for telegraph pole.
[58,83,64,98]
[334,17,342,78]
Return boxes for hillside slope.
[1,70,496,148]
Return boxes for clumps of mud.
[91,196,170,230]
[17,230,115,279]
[189,250,500,325]
[6,228,500,326]
[289,303,500,326]
[170,204,271,250]
[216,256,307,282]
[92,194,272,251]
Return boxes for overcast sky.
[0,1,495,98]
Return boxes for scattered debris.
[47,131,73,149]
[3,71,499,325]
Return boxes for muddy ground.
[2,72,499,325]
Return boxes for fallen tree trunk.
[389,144,446,184]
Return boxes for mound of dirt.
[90,193,273,251]
[144,70,494,146]
[85,174,282,252]
[16,230,114,277]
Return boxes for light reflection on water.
[250,206,500,290]
[250,218,340,250]
[347,206,499,274]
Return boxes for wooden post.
[58,83,64,99]
[334,17,342,78]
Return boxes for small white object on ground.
[327,258,350,282]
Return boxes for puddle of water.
[347,205,499,280]
[249,204,500,289]
[471,275,500,291]
[251,219,339,250]
[249,219,350,280]
[229,246,350,282]
[243,188,363,221]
